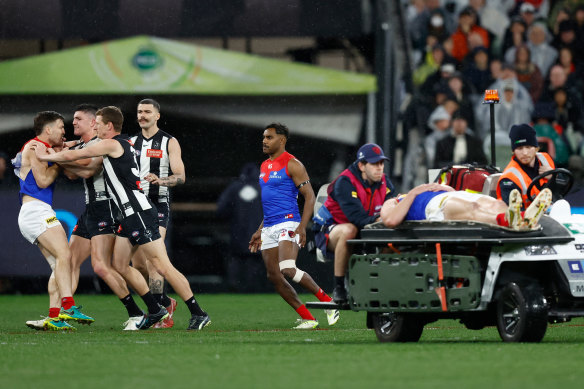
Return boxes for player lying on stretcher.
[380,183,552,231]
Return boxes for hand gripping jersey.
[131,130,173,203]
[16,138,55,205]
[71,136,109,204]
[102,134,152,217]
[259,151,301,227]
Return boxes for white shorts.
[425,191,487,221]
[261,221,300,250]
[18,200,62,244]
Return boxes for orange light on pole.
[483,89,500,104]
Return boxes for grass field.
[1,293,584,389]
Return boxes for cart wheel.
[495,282,548,342]
[371,312,424,343]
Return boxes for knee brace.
[279,259,305,283]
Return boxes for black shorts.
[116,207,161,246]
[72,199,118,239]
[153,201,170,229]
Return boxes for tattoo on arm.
[160,175,184,187]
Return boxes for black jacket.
[434,133,487,168]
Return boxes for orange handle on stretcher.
[435,243,447,312]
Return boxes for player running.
[249,123,339,329]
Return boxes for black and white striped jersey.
[102,134,152,217]
[76,136,109,204]
[131,130,173,203]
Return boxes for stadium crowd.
[402,0,584,185]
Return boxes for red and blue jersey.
[17,138,55,205]
[398,191,447,221]
[259,151,301,227]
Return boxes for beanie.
[509,124,538,150]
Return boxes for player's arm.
[26,144,60,188]
[145,137,186,186]
[59,156,104,179]
[289,158,315,248]
[36,139,122,162]
[249,220,264,253]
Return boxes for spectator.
[540,65,584,116]
[419,62,457,97]
[513,44,544,102]
[217,163,270,293]
[450,6,490,63]
[552,19,584,64]
[413,43,448,87]
[445,71,477,129]
[476,65,534,138]
[425,105,452,167]
[523,0,551,17]
[410,0,456,54]
[516,2,541,28]
[502,16,528,56]
[434,110,487,168]
[506,23,558,77]
[406,0,426,25]
[442,97,461,116]
[548,1,584,36]
[532,102,571,166]
[574,5,584,48]
[490,57,504,80]
[553,86,584,136]
[556,46,584,91]
[550,6,572,36]
[462,46,493,94]
[468,0,510,55]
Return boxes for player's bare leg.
[69,234,91,294]
[278,240,320,294]
[113,237,151,296]
[443,197,508,225]
[138,238,209,330]
[262,247,304,309]
[91,234,130,297]
[37,226,73,298]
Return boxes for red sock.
[315,288,332,303]
[61,297,75,310]
[295,304,315,320]
[497,211,526,227]
[496,213,508,227]
[49,307,60,318]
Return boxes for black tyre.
[370,312,424,343]
[496,282,548,342]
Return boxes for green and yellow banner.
[0,36,376,95]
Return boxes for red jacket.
[451,25,490,63]
[325,168,390,226]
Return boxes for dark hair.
[96,106,124,132]
[74,104,98,117]
[138,98,160,112]
[33,111,64,136]
[265,122,289,139]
